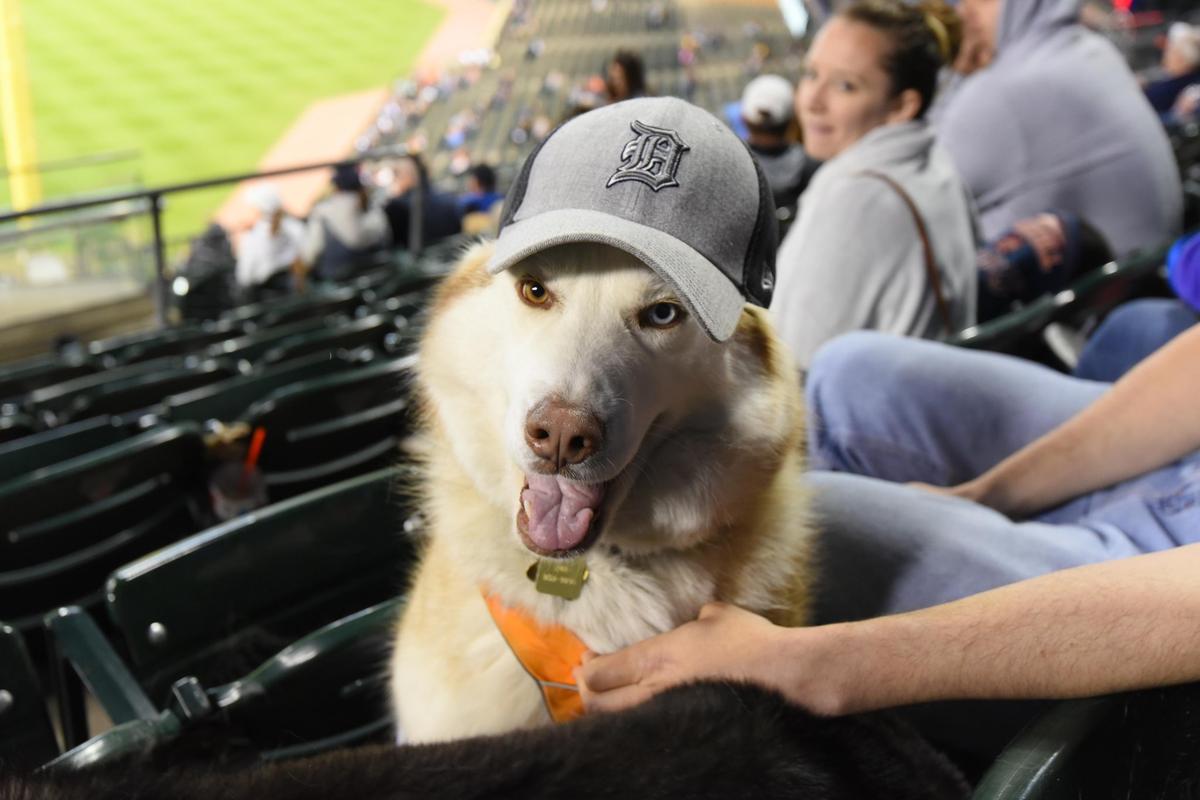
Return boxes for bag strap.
[858,169,953,334]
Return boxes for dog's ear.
[431,242,497,317]
[732,306,782,378]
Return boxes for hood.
[996,0,1080,57]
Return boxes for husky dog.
[390,97,816,741]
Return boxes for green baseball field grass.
[1,0,442,240]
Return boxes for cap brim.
[487,208,745,341]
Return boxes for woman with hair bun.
[769,0,978,371]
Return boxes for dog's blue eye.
[642,302,683,329]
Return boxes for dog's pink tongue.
[522,474,605,552]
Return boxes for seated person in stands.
[975,210,1112,321]
[456,163,504,216]
[236,184,307,302]
[604,50,648,103]
[738,74,820,234]
[770,0,978,370]
[938,0,1182,257]
[1144,22,1200,117]
[582,323,1200,763]
[303,164,390,282]
[384,154,462,251]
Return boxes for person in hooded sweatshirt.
[769,0,979,371]
[937,0,1182,258]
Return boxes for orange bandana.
[482,592,588,723]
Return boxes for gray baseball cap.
[488,96,778,341]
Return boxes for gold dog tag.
[534,558,589,601]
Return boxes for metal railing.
[0,145,414,325]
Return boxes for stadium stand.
[3,0,1200,795]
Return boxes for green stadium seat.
[0,622,59,770]
[115,323,245,364]
[0,357,97,406]
[102,467,417,704]
[948,243,1173,365]
[0,416,133,485]
[0,414,35,445]
[260,313,410,366]
[0,423,207,634]
[44,596,404,770]
[64,361,239,424]
[204,318,330,364]
[221,287,362,329]
[162,351,360,425]
[87,323,242,366]
[23,357,188,428]
[971,682,1200,798]
[241,356,417,500]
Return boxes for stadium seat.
[64,361,239,424]
[203,317,331,364]
[971,682,1200,798]
[241,356,417,499]
[162,350,361,425]
[221,287,363,330]
[948,243,1173,366]
[0,414,35,445]
[0,356,97,407]
[0,423,208,633]
[260,313,411,366]
[44,596,404,769]
[23,357,193,428]
[101,466,417,704]
[0,621,59,770]
[87,322,242,366]
[0,415,134,485]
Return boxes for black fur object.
[1,682,967,800]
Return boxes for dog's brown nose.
[525,399,604,469]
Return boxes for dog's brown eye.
[519,278,550,306]
[640,301,685,329]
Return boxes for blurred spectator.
[304,164,390,282]
[1173,83,1200,124]
[175,223,238,320]
[457,164,505,216]
[605,50,648,103]
[938,0,1182,257]
[1145,23,1200,115]
[384,155,462,251]
[646,1,668,29]
[770,0,978,370]
[739,74,819,219]
[976,211,1112,321]
[236,184,307,300]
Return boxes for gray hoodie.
[770,122,978,370]
[937,0,1181,256]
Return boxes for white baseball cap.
[740,74,795,128]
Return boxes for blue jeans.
[803,331,1200,757]
[1074,298,1199,382]
[806,331,1200,620]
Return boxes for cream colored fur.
[391,241,813,743]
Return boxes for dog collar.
[481,590,588,723]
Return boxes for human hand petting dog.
[576,602,844,716]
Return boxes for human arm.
[942,323,1200,517]
[578,543,1200,715]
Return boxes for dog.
[389,96,809,743]
[389,239,814,741]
